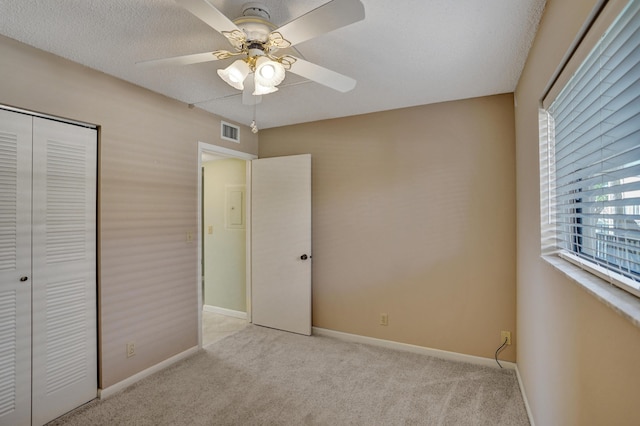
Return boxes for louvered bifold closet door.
[31,117,97,425]
[0,110,33,426]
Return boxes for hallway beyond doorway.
[202,311,247,346]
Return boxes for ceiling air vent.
[221,121,240,143]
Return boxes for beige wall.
[0,35,258,388]
[260,94,517,361]
[515,0,640,425]
[203,159,246,312]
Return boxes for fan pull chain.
[251,102,258,134]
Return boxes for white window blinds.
[545,0,640,296]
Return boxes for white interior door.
[252,154,311,335]
[31,117,98,425]
[0,109,33,426]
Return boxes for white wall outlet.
[501,331,512,346]
[126,342,136,358]
[380,313,389,326]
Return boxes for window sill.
[542,255,640,329]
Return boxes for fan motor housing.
[241,2,270,19]
[234,3,274,45]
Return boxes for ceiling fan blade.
[288,57,356,93]
[176,0,241,34]
[136,51,223,67]
[275,0,365,47]
[242,78,262,105]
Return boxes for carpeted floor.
[202,310,248,346]
[48,325,529,425]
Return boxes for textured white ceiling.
[0,0,546,129]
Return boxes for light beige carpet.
[49,325,529,425]
[202,310,248,346]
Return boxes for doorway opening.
[197,142,257,347]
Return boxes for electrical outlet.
[126,342,136,358]
[380,313,388,326]
[501,331,512,346]
[186,231,194,242]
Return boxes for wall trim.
[98,346,199,399]
[203,305,247,319]
[312,327,517,370]
[198,141,257,161]
[515,365,535,426]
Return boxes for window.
[540,0,640,298]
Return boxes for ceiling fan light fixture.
[259,63,275,79]
[252,80,279,95]
[217,59,251,90]
[254,56,285,88]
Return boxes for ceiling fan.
[138,0,365,105]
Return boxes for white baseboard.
[515,365,535,426]
[203,305,247,319]
[98,346,199,399]
[312,327,517,370]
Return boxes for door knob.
[20,276,28,282]
[300,254,309,260]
